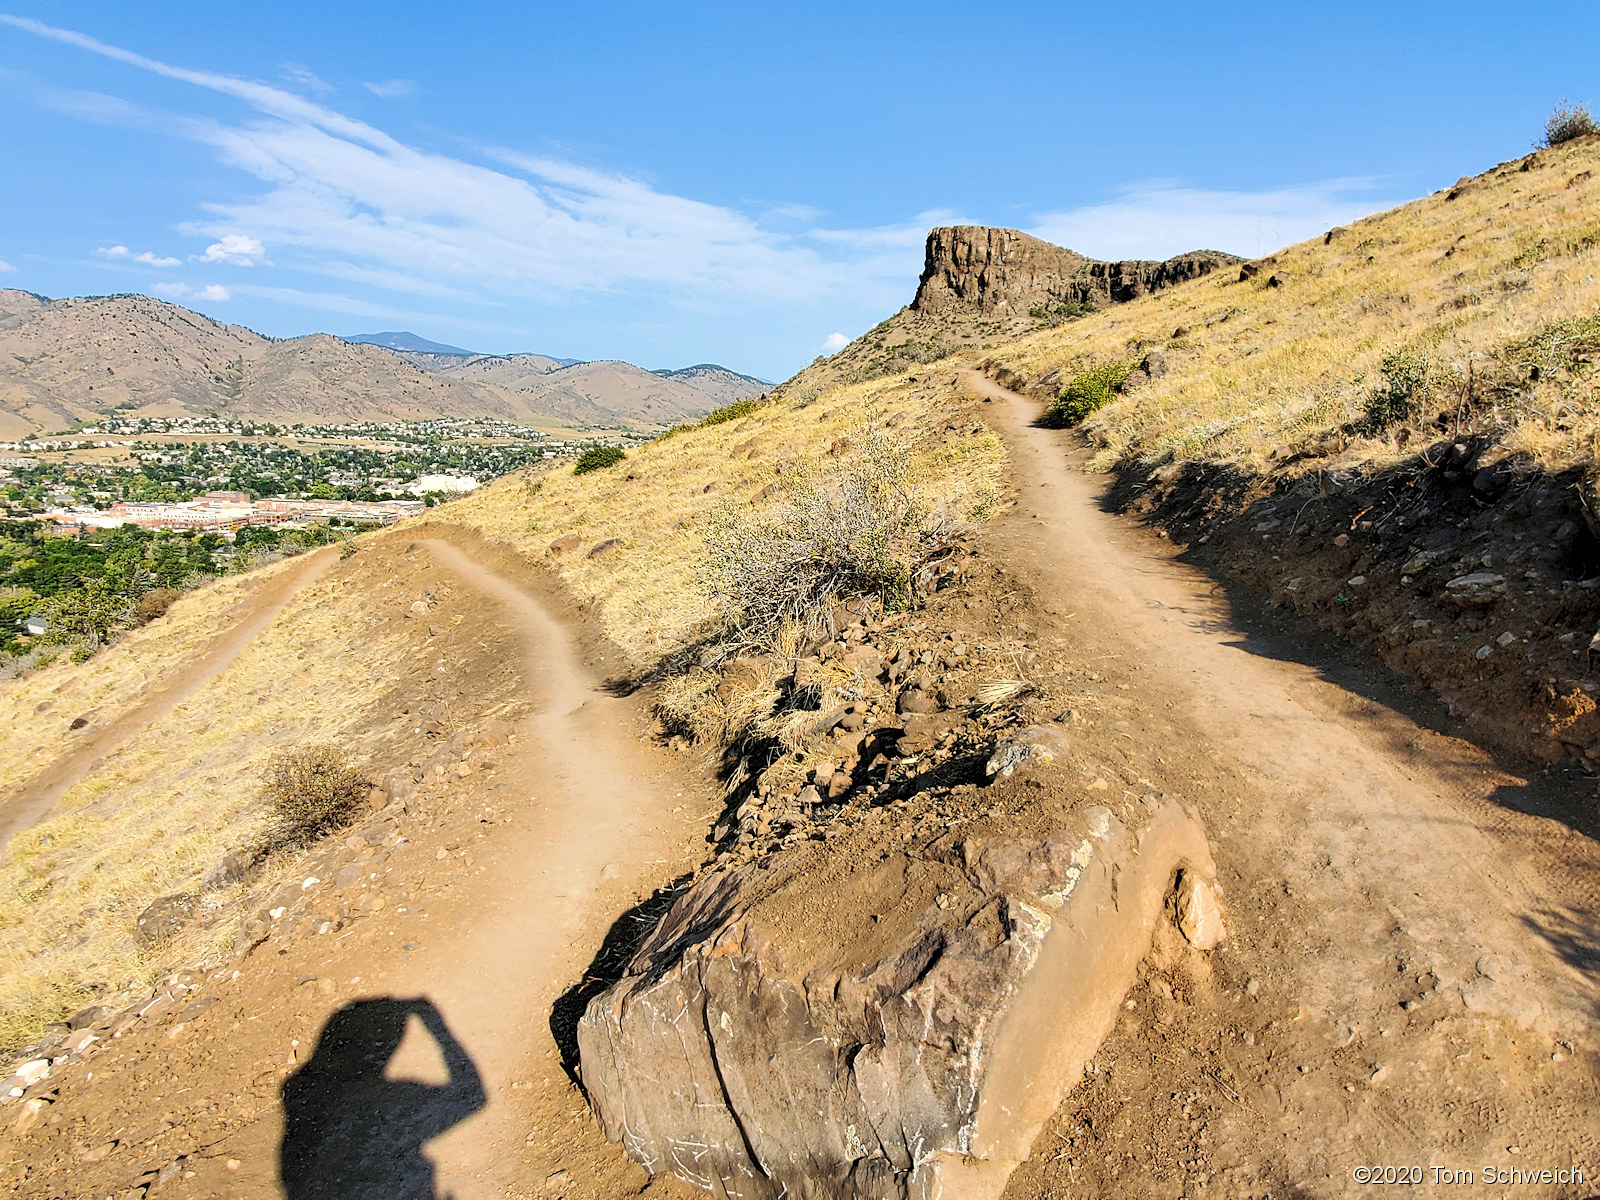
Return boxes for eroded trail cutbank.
[0,547,337,846]
[959,371,1600,1196]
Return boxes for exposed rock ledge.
[912,225,1239,317]
[578,793,1223,1199]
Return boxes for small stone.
[201,853,251,894]
[600,864,621,880]
[13,1060,48,1088]
[547,534,582,556]
[1496,631,1516,647]
[587,538,622,559]
[1476,645,1493,660]
[1176,872,1226,950]
[67,1005,108,1031]
[1444,572,1507,608]
[1347,575,1367,587]
[135,894,197,948]
[985,726,1067,782]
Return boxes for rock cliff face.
[911,226,1238,316]
[578,795,1222,1199]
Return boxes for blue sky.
[1,3,1596,380]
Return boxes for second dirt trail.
[960,370,1600,1196]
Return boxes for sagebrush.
[1545,102,1597,148]
[701,433,952,646]
[262,744,368,846]
[1364,349,1433,429]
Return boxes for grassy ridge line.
[445,373,1009,664]
[982,136,1600,476]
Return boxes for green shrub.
[573,445,627,475]
[263,744,367,847]
[1043,361,1134,427]
[699,398,759,427]
[702,433,951,645]
[1364,349,1432,429]
[1544,101,1597,147]
[1029,298,1095,326]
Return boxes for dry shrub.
[135,587,182,624]
[1545,101,1598,148]
[702,432,953,647]
[262,744,367,847]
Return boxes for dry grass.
[446,374,1007,665]
[0,551,434,1049]
[0,556,312,801]
[981,136,1600,478]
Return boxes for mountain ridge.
[0,292,766,436]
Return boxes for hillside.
[0,293,763,436]
[3,139,1599,1200]
[406,354,767,427]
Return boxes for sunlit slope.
[982,135,1600,474]
[445,376,1008,663]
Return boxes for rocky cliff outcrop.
[578,793,1222,1199]
[911,226,1238,316]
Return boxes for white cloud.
[822,332,849,354]
[363,79,416,99]
[1029,180,1392,262]
[1,15,914,312]
[194,234,266,266]
[150,281,230,302]
[281,64,332,93]
[0,259,15,274]
[99,244,181,267]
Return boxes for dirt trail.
[960,372,1600,1193]
[337,539,697,1199]
[0,547,337,846]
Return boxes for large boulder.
[577,795,1221,1199]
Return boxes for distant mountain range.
[342,331,482,357]
[0,293,768,437]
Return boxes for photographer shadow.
[279,997,485,1200]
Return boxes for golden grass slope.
[983,135,1600,475]
[445,373,1009,665]
[0,541,515,1049]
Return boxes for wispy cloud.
[152,281,231,301]
[3,14,873,308]
[363,79,416,99]
[0,258,15,274]
[1,13,1404,342]
[99,244,181,267]
[821,332,849,354]
[1029,179,1391,261]
[281,64,332,93]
